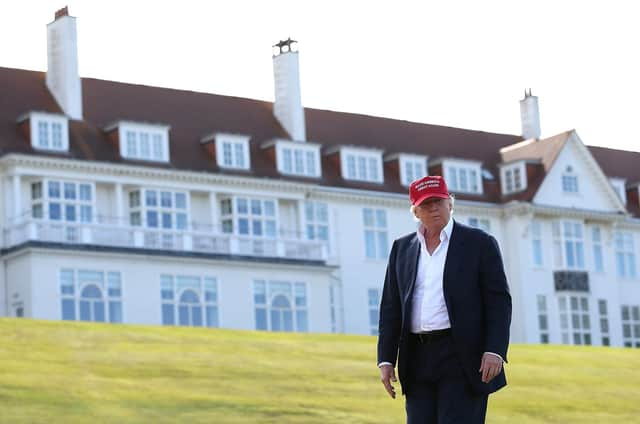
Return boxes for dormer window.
[399,154,427,186]
[501,161,527,195]
[562,165,579,193]
[340,147,383,183]
[443,160,482,194]
[20,112,69,152]
[215,134,250,170]
[108,121,170,162]
[609,178,626,204]
[275,140,321,178]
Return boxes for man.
[377,175,511,424]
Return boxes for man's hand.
[379,364,397,399]
[479,353,503,383]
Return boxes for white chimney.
[520,89,540,140]
[46,7,83,120]
[272,38,305,141]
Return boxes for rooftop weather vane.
[273,37,298,54]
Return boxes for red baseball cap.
[409,175,450,206]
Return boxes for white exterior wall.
[5,251,32,317]
[190,192,210,230]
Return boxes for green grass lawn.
[0,318,638,423]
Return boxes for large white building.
[2,9,640,348]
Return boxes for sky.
[2,0,639,153]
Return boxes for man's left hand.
[479,353,503,383]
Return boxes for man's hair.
[409,194,455,219]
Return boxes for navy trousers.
[404,333,488,424]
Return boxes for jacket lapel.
[403,234,421,305]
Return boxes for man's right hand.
[379,364,397,399]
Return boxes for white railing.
[2,219,327,262]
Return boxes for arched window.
[270,294,293,332]
[79,284,105,322]
[178,289,203,327]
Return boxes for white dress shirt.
[410,218,453,333]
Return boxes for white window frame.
[536,295,549,344]
[558,295,592,346]
[27,112,69,152]
[368,288,381,336]
[31,179,95,224]
[253,280,308,332]
[501,161,527,195]
[304,201,329,243]
[363,208,388,260]
[160,274,219,328]
[443,159,483,194]
[117,121,170,162]
[609,178,627,205]
[399,154,428,186]
[561,165,579,194]
[468,217,491,233]
[621,305,640,348]
[275,140,321,178]
[215,133,251,170]
[614,231,637,279]
[340,147,384,183]
[531,220,543,267]
[60,269,123,323]
[598,299,610,346]
[552,220,585,270]
[592,226,605,273]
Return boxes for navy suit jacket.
[377,220,512,395]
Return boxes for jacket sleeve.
[479,234,512,362]
[377,240,402,366]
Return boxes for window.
[537,295,549,344]
[445,163,481,194]
[31,180,93,225]
[129,189,189,249]
[598,300,610,346]
[220,197,277,238]
[215,135,250,170]
[118,123,169,162]
[558,295,591,345]
[531,220,543,267]
[552,221,585,269]
[592,227,604,273]
[621,305,640,348]
[28,113,69,152]
[341,148,383,183]
[368,288,381,336]
[160,275,218,327]
[609,178,626,204]
[562,166,579,193]
[400,155,427,186]
[60,269,122,323]
[254,280,308,332]
[614,232,637,279]
[276,141,321,177]
[305,202,329,243]
[363,208,388,260]
[468,217,490,233]
[502,162,526,194]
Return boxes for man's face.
[414,197,452,231]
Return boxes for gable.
[533,132,626,213]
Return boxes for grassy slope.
[0,318,638,423]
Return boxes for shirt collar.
[417,218,454,245]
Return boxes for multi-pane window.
[614,232,637,279]
[305,202,329,242]
[254,280,308,332]
[531,220,543,267]
[216,136,250,170]
[60,269,122,323]
[121,126,168,162]
[363,208,388,260]
[503,164,525,194]
[160,275,218,327]
[598,299,610,346]
[343,150,383,183]
[278,143,320,177]
[401,156,427,186]
[552,221,585,269]
[31,180,93,223]
[446,166,481,194]
[468,217,490,233]
[621,305,640,348]
[562,166,579,193]
[592,227,604,273]
[220,197,277,238]
[129,189,188,249]
[536,295,549,344]
[31,115,68,151]
[558,295,591,345]
[368,288,381,336]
